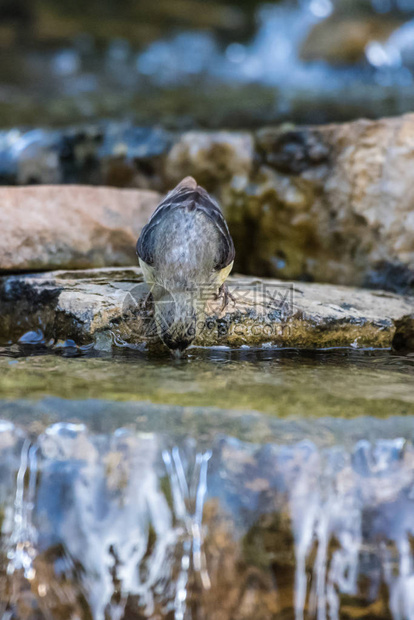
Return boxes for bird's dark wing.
[136,177,235,270]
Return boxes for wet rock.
[0,129,61,185]
[256,125,331,174]
[2,115,414,293]
[99,124,174,191]
[165,130,254,191]
[301,16,402,65]
[0,186,160,272]
[0,267,412,350]
[57,125,104,185]
[58,123,174,189]
[243,114,414,291]
[0,124,173,187]
[299,0,410,66]
[392,314,414,352]
[150,115,414,293]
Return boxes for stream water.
[0,346,413,619]
[2,1,414,615]
[2,0,414,128]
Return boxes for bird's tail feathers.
[173,176,198,192]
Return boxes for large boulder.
[243,115,414,291]
[162,115,414,293]
[1,115,414,294]
[0,185,160,272]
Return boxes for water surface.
[1,347,413,418]
[1,347,414,619]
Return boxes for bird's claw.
[215,283,236,312]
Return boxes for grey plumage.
[136,176,235,352]
[137,176,234,271]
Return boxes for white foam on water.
[289,438,414,619]
[163,446,212,619]
[2,418,414,618]
[6,440,38,581]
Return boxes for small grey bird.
[136,176,235,353]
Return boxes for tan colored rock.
[2,115,414,293]
[159,114,414,292]
[0,267,412,350]
[165,130,254,190]
[300,16,401,65]
[0,185,160,272]
[228,114,414,291]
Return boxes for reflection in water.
[0,348,413,418]
[1,416,414,618]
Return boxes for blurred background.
[1,0,414,130]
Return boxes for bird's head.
[153,289,198,353]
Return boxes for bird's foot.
[214,283,236,312]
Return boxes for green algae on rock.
[0,267,412,351]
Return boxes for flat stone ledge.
[0,268,412,351]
